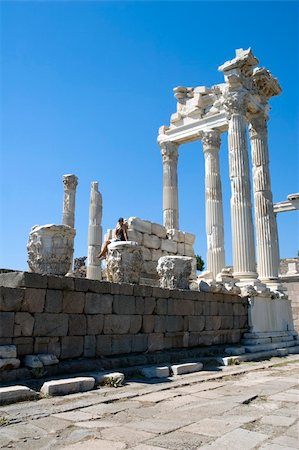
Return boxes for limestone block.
[0,358,20,371]
[33,337,60,357]
[37,353,59,365]
[141,247,152,261]
[152,223,167,239]
[143,234,161,250]
[85,293,113,314]
[184,244,195,257]
[45,290,63,313]
[157,256,193,290]
[141,366,169,378]
[166,229,180,242]
[127,217,152,234]
[14,312,34,336]
[171,362,203,375]
[0,287,24,312]
[27,224,75,276]
[103,315,131,334]
[0,345,17,358]
[34,313,68,336]
[161,239,177,253]
[0,386,38,405]
[95,371,125,387]
[142,315,155,333]
[143,261,158,275]
[60,336,84,359]
[13,337,33,356]
[148,333,164,352]
[151,249,163,262]
[22,288,46,313]
[130,315,142,334]
[24,355,43,369]
[132,334,148,352]
[127,229,143,245]
[96,335,112,356]
[177,242,185,255]
[178,231,185,243]
[63,291,85,313]
[113,295,135,314]
[87,315,104,334]
[0,312,14,337]
[106,241,143,284]
[69,314,87,335]
[0,271,47,289]
[111,335,132,354]
[84,335,96,358]
[184,232,196,246]
[40,377,95,396]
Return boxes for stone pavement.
[0,356,298,449]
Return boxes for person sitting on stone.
[98,217,129,259]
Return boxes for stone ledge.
[0,385,38,405]
[40,376,95,396]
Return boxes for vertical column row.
[160,141,179,230]
[199,130,225,279]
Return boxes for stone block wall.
[0,272,248,364]
[105,217,196,282]
[282,276,299,333]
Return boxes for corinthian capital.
[198,130,221,150]
[222,89,248,118]
[160,142,179,164]
[63,174,78,191]
[249,112,268,139]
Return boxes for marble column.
[224,90,257,282]
[62,174,78,228]
[198,130,225,279]
[160,141,179,230]
[86,181,102,280]
[249,113,280,284]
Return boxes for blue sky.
[0,1,298,271]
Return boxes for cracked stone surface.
[0,356,298,449]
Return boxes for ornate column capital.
[222,89,248,118]
[63,174,78,190]
[249,112,268,139]
[160,141,179,164]
[198,129,221,150]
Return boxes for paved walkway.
[0,356,298,449]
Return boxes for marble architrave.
[198,129,225,279]
[86,181,102,280]
[160,141,179,230]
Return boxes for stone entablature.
[104,217,196,282]
[0,271,248,381]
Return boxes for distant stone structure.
[86,181,102,280]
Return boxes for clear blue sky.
[0,1,298,271]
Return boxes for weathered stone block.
[60,336,83,359]
[142,315,155,333]
[161,239,177,253]
[184,232,196,246]
[184,244,195,257]
[131,334,148,352]
[14,312,34,336]
[166,316,184,332]
[143,297,156,314]
[86,314,104,335]
[103,315,131,334]
[127,229,143,245]
[87,280,111,294]
[219,302,233,315]
[13,337,33,355]
[118,283,134,296]
[85,293,112,314]
[152,287,170,299]
[143,234,161,249]
[194,301,203,315]
[69,314,87,335]
[154,316,166,333]
[152,223,167,239]
[141,366,169,378]
[171,362,203,375]
[0,312,14,337]
[37,353,59,365]
[233,303,246,315]
[135,297,144,314]
[133,285,153,297]
[0,338,12,345]
[84,335,96,358]
[73,278,90,292]
[177,242,185,255]
[168,298,194,316]
[0,271,47,289]
[143,261,158,275]
[209,301,219,315]
[206,316,221,331]
[128,217,152,234]
[141,247,152,261]
[0,385,38,405]
[34,337,60,356]
[45,289,63,313]
[155,298,167,314]
[130,315,142,334]
[113,295,135,314]
[95,371,125,386]
[63,291,85,313]
[0,287,24,312]
[111,335,132,354]
[34,313,68,336]
[47,275,74,291]
[148,333,164,352]
[22,288,45,313]
[151,249,163,261]
[40,377,95,396]
[0,345,17,358]
[24,354,43,368]
[0,358,20,371]
[166,332,185,348]
[221,316,234,329]
[96,335,112,356]
[188,316,205,332]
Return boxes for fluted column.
[160,141,179,230]
[62,174,78,228]
[198,130,225,279]
[223,90,257,281]
[249,113,279,283]
[86,181,102,280]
